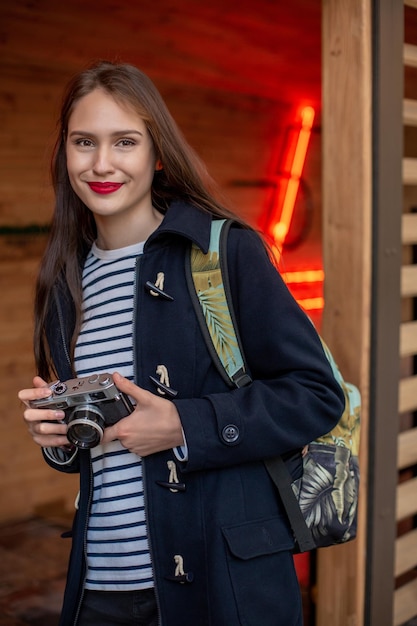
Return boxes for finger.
[112,372,146,403]
[27,418,69,448]
[101,424,118,444]
[32,433,71,448]
[18,386,53,406]
[32,420,68,437]
[23,408,65,424]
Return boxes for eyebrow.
[68,129,144,138]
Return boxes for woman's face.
[66,88,158,235]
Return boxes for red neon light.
[296,297,325,311]
[284,269,324,284]
[262,105,323,313]
[283,269,324,311]
[271,106,315,246]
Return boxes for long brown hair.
[35,60,247,380]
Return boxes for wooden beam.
[397,428,417,469]
[399,375,417,413]
[394,578,417,626]
[397,476,417,521]
[404,43,417,67]
[403,99,417,126]
[395,528,417,577]
[403,157,417,184]
[320,1,372,625]
[400,320,417,357]
[402,213,417,244]
[322,1,403,625]
[401,265,417,297]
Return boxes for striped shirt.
[74,240,154,591]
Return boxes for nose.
[92,145,115,175]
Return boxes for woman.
[18,61,344,626]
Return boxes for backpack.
[186,218,361,552]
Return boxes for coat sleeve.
[173,225,345,472]
[42,446,80,474]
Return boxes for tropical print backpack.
[186,219,361,552]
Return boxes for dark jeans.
[77,589,158,626]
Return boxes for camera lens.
[66,404,105,449]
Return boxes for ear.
[155,159,163,171]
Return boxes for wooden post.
[319,1,372,624]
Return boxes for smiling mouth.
[87,182,124,194]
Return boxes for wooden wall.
[0,1,323,523]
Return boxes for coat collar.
[145,200,213,254]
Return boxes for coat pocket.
[222,517,301,626]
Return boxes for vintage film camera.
[29,373,134,449]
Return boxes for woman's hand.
[101,373,185,456]
[18,377,70,448]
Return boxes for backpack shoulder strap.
[186,217,316,551]
[186,218,251,388]
[264,456,317,552]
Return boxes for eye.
[74,138,94,148]
[117,138,136,147]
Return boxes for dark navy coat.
[43,201,345,626]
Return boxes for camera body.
[29,373,134,449]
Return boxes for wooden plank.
[394,578,417,626]
[319,1,372,625]
[403,98,417,126]
[397,428,417,469]
[403,157,417,184]
[401,265,417,297]
[402,213,417,244]
[0,2,322,104]
[395,528,417,577]
[396,476,417,521]
[404,43,417,68]
[400,320,417,356]
[399,376,417,413]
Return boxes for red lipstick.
[88,182,123,194]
